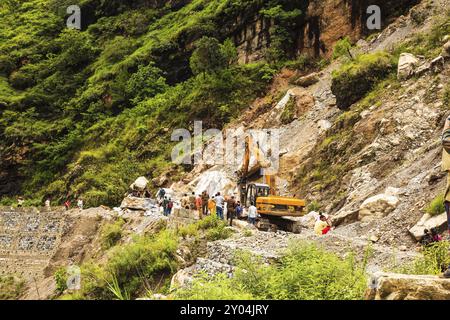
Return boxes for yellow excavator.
[237,133,306,231]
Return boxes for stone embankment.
[0,207,66,281]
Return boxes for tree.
[220,38,238,66]
[260,5,303,63]
[189,37,227,76]
[332,36,354,60]
[126,63,168,104]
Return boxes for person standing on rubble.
[17,196,24,208]
[442,115,450,238]
[201,191,209,216]
[248,202,257,225]
[235,201,243,218]
[189,192,196,210]
[208,196,216,216]
[157,188,166,201]
[226,195,237,226]
[167,198,173,216]
[162,196,169,216]
[196,194,203,219]
[215,192,225,220]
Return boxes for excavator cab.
[243,183,270,207]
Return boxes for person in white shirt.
[215,192,225,220]
[248,203,258,225]
[45,199,51,210]
[77,198,84,210]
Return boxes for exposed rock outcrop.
[398,53,419,80]
[409,212,448,241]
[366,272,450,300]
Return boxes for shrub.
[394,241,450,275]
[243,230,253,237]
[332,37,354,60]
[100,218,125,249]
[306,200,321,212]
[0,275,25,300]
[331,51,396,109]
[175,242,368,300]
[190,37,227,75]
[0,55,15,75]
[65,230,179,300]
[9,70,34,90]
[178,223,199,239]
[205,223,233,241]
[280,97,297,124]
[54,267,68,293]
[426,194,445,216]
[177,215,232,241]
[126,63,168,104]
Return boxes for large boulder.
[331,52,394,109]
[130,176,149,191]
[366,272,450,300]
[120,196,156,211]
[409,212,448,241]
[397,53,419,80]
[170,268,193,291]
[358,192,399,222]
[442,40,450,58]
[332,209,359,226]
[294,72,320,87]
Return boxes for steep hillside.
[3,0,450,301]
[0,0,419,208]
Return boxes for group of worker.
[16,196,84,211]
[180,191,258,226]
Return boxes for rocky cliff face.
[234,0,420,62]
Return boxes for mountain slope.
[0,0,420,207]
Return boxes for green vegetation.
[100,218,126,249]
[279,96,297,124]
[331,51,396,109]
[332,36,354,60]
[178,215,233,241]
[425,194,445,216]
[260,4,304,63]
[57,214,235,300]
[306,200,321,212]
[0,0,308,207]
[54,267,68,294]
[393,9,450,59]
[62,229,178,300]
[0,275,25,300]
[174,242,368,300]
[393,241,450,275]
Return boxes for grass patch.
[279,96,297,124]
[174,242,368,300]
[393,241,450,275]
[62,229,178,300]
[100,218,126,249]
[426,194,445,216]
[0,275,25,300]
[178,215,233,241]
[331,51,396,109]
